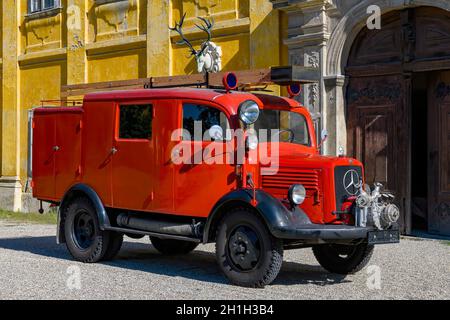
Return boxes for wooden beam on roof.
[271,65,320,85]
[151,74,205,88]
[61,78,151,98]
[61,65,319,98]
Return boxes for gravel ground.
[0,221,448,300]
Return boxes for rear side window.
[119,104,153,140]
[182,103,230,141]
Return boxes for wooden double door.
[347,72,450,236]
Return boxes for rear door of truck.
[32,110,57,200]
[54,111,82,198]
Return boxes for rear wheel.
[215,207,283,288]
[150,237,198,255]
[312,243,374,275]
[64,197,122,263]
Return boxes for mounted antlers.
[169,13,197,56]
[170,13,215,56]
[170,13,221,74]
[195,16,214,44]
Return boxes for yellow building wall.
[88,49,147,82]
[0,0,286,210]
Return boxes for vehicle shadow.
[0,236,350,287]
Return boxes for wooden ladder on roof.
[60,65,319,98]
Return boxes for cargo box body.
[32,101,124,210]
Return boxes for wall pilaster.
[67,0,87,85]
[147,0,171,77]
[0,1,22,211]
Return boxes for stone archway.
[326,0,450,77]
[342,5,450,236]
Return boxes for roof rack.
[61,65,319,98]
[39,99,84,107]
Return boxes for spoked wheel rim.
[227,225,262,272]
[72,210,96,250]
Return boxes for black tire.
[150,236,198,255]
[103,232,124,261]
[64,197,115,263]
[312,243,374,275]
[215,207,283,288]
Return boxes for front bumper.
[272,224,400,244]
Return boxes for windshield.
[253,109,310,146]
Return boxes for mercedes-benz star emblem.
[343,169,361,195]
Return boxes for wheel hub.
[73,211,95,250]
[228,226,261,271]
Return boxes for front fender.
[204,189,312,243]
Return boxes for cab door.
[173,101,236,217]
[111,102,154,211]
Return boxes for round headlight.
[239,100,260,125]
[288,184,306,205]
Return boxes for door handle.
[111,147,118,155]
[53,146,60,152]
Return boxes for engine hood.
[259,142,363,170]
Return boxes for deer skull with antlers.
[170,13,222,74]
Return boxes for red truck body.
[30,86,400,288]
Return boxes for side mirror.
[209,125,224,141]
[318,129,328,150]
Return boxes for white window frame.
[29,0,60,14]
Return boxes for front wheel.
[312,243,374,275]
[216,208,283,288]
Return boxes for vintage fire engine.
[31,70,400,288]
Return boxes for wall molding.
[18,48,67,66]
[85,34,146,56]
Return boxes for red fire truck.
[31,72,400,287]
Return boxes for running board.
[105,226,202,243]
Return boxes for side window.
[119,104,153,140]
[182,104,230,141]
[29,0,59,13]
